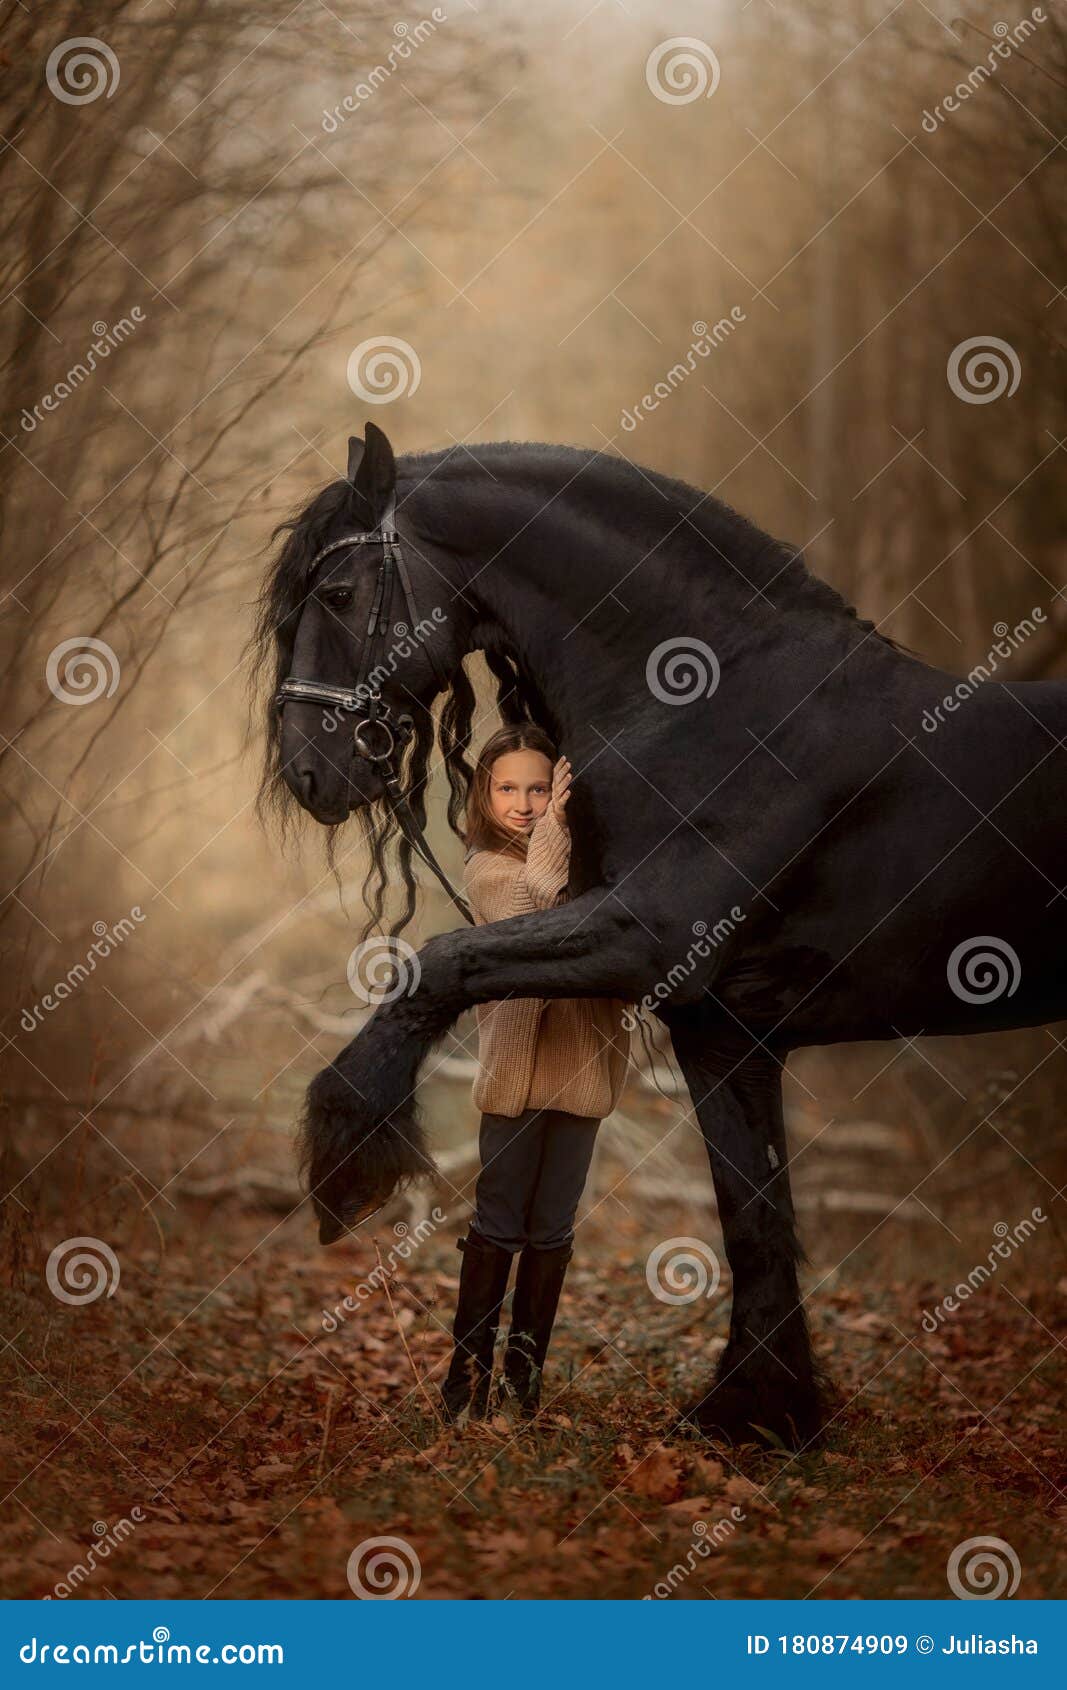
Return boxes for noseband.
[274,491,474,926]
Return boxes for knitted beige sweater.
[463,805,631,1119]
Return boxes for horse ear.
[347,420,395,519]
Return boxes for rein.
[274,491,475,927]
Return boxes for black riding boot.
[440,1228,513,1423]
[500,1241,573,1418]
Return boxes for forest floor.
[1,1183,1064,1601]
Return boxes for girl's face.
[487,749,553,837]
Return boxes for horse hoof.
[317,1210,345,1246]
[299,1066,436,1247]
[674,1383,822,1451]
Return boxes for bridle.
[274,490,475,927]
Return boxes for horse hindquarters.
[661,1008,824,1448]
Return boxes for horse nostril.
[295,766,316,805]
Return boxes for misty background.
[2,0,1065,1285]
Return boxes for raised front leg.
[301,888,659,1243]
[660,1003,824,1449]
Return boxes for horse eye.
[323,588,353,610]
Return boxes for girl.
[440,724,632,1424]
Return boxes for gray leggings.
[471,1107,601,1253]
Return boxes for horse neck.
[438,483,889,740]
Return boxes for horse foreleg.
[662,1006,823,1449]
[302,890,651,1243]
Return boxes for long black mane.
[394,440,909,647]
[249,443,909,942]
[246,465,555,944]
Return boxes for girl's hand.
[550,755,572,822]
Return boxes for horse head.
[265,420,456,828]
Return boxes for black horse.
[254,420,1066,1447]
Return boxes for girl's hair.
[462,723,557,861]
